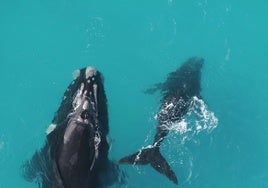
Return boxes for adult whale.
[118,57,204,184]
[22,67,123,188]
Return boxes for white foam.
[185,159,193,183]
[162,119,190,134]
[158,96,218,141]
[190,96,219,133]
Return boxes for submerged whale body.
[22,67,123,188]
[118,57,204,184]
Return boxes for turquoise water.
[1,0,268,187]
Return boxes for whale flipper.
[119,147,178,184]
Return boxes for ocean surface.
[1,0,268,187]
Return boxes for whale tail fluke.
[118,147,178,184]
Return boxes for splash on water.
[143,96,218,149]
[163,96,218,184]
[83,17,105,52]
[136,96,218,183]
[162,96,218,143]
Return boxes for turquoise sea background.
[1,0,268,187]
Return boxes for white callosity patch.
[64,83,90,144]
[72,69,80,80]
[93,84,98,107]
[46,123,57,135]
[85,66,96,79]
[72,83,85,111]
[82,100,89,110]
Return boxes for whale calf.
[22,67,123,188]
[118,57,204,184]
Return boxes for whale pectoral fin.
[144,83,164,95]
[21,147,47,182]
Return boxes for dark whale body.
[22,67,122,188]
[119,57,204,184]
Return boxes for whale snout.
[186,57,204,71]
[192,57,204,68]
[85,66,97,79]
